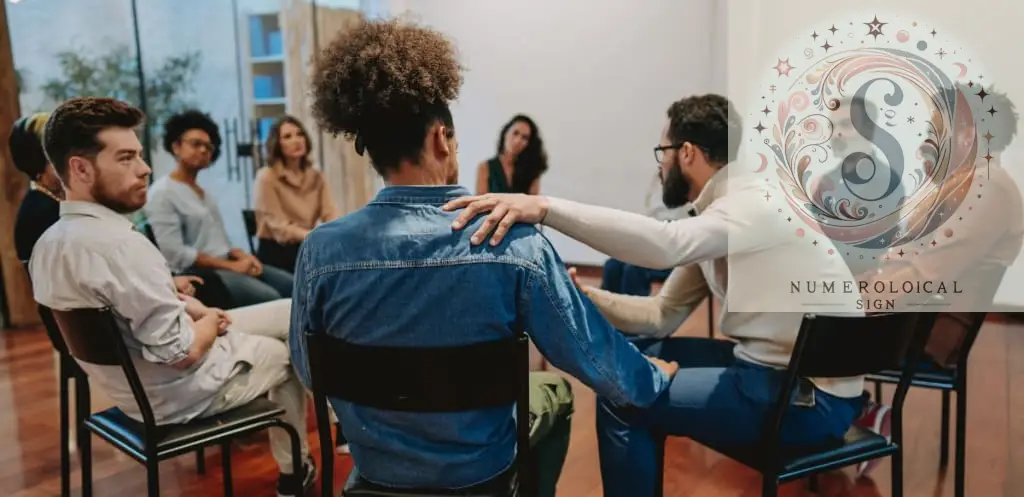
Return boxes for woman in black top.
[475,114,549,195]
[10,112,63,262]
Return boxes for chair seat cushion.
[343,467,516,497]
[709,425,893,476]
[85,397,285,459]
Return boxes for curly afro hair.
[310,17,463,174]
[163,109,222,162]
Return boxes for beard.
[661,165,691,208]
[91,171,145,214]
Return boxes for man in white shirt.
[28,97,314,497]
[443,94,867,497]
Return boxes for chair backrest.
[790,312,938,378]
[21,259,72,356]
[47,307,159,431]
[241,209,257,253]
[306,331,532,495]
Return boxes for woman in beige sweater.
[254,115,339,271]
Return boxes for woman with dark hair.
[253,115,339,271]
[476,114,548,195]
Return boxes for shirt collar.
[692,164,730,213]
[60,200,137,230]
[370,185,471,206]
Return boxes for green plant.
[39,44,202,149]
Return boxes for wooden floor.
[0,286,1021,495]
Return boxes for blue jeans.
[601,259,672,297]
[213,265,294,308]
[596,337,863,497]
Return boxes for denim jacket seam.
[304,255,543,280]
[528,265,631,403]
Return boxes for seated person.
[145,110,293,308]
[29,97,314,497]
[289,19,673,496]
[10,112,209,301]
[253,115,339,272]
[476,114,548,195]
[445,94,868,497]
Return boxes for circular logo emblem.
[747,15,998,259]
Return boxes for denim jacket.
[290,185,668,489]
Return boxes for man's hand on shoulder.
[442,193,551,246]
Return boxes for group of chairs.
[22,253,980,497]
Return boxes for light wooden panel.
[0,1,39,329]
[280,0,375,216]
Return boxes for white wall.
[388,0,725,265]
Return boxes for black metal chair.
[653,312,938,497]
[47,306,304,497]
[242,209,258,254]
[305,330,533,497]
[867,312,984,497]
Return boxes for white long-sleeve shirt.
[543,166,865,398]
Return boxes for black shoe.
[335,423,350,455]
[276,456,316,497]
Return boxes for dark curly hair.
[43,97,145,181]
[666,94,742,166]
[496,114,548,193]
[9,112,50,179]
[310,17,463,175]
[163,109,222,162]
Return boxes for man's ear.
[67,156,93,184]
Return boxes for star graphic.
[821,41,833,52]
[829,24,839,35]
[786,217,792,222]
[907,116,915,123]
[764,192,772,201]
[930,29,937,37]
[984,152,993,164]
[936,48,946,59]
[761,106,771,116]
[988,106,998,116]
[772,58,794,77]
[977,86,989,101]
[898,249,905,257]
[754,121,766,134]
[865,16,886,39]
[968,81,975,88]
[984,131,994,142]
[812,240,818,246]
[811,31,819,40]
[769,84,777,93]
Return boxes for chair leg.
[147,461,160,497]
[221,442,233,497]
[940,390,951,468]
[955,386,967,497]
[196,448,206,475]
[653,434,665,497]
[762,476,779,497]
[59,363,71,497]
[892,449,904,497]
[274,420,304,497]
[873,381,882,404]
[75,375,92,497]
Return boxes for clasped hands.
[178,292,231,336]
[443,193,680,379]
[227,248,263,277]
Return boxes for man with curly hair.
[145,110,294,308]
[289,17,675,496]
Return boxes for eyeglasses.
[184,138,215,153]
[653,143,683,164]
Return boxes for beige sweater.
[543,167,865,399]
[253,164,339,244]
